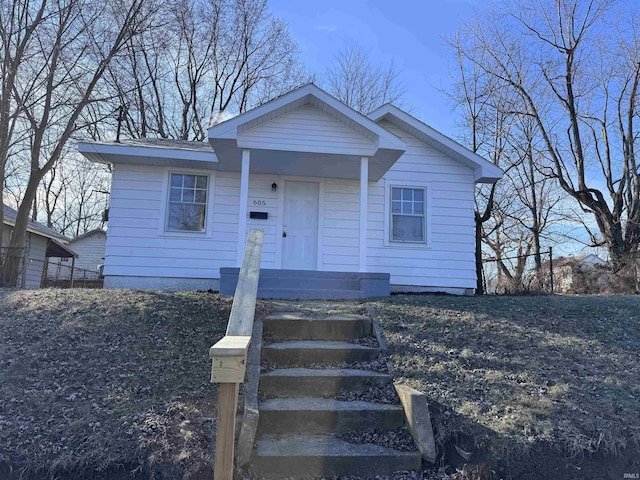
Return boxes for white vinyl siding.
[238,104,375,156]
[47,232,106,280]
[322,179,359,271]
[104,166,279,280]
[105,165,232,279]
[23,234,47,288]
[245,173,279,269]
[101,113,477,292]
[368,120,476,289]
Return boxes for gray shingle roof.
[104,138,214,153]
[70,228,106,243]
[3,204,70,242]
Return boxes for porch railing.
[209,229,263,480]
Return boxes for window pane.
[392,215,424,242]
[392,200,401,213]
[402,188,413,201]
[183,175,196,188]
[196,176,207,189]
[414,201,424,214]
[169,187,182,202]
[182,189,195,202]
[414,189,423,201]
[402,201,413,214]
[170,174,183,187]
[392,188,401,201]
[168,204,205,231]
[195,190,206,203]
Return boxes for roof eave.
[474,171,503,184]
[47,238,77,258]
[369,105,505,183]
[78,142,218,163]
[2,217,70,243]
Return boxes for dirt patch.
[350,336,379,347]
[0,289,270,479]
[260,354,390,374]
[338,427,417,452]
[368,294,640,479]
[336,384,399,404]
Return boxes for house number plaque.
[249,198,274,208]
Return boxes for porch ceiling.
[209,139,401,181]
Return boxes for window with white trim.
[167,173,208,232]
[390,186,426,243]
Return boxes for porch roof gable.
[208,83,407,153]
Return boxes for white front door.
[282,181,319,270]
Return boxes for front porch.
[220,268,390,299]
[207,85,408,270]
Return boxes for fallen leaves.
[0,288,254,477]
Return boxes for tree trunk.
[475,214,484,295]
[4,179,40,285]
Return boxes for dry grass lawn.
[0,289,262,479]
[369,294,640,473]
[1,290,639,479]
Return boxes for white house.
[2,204,76,288]
[47,229,106,281]
[78,84,503,297]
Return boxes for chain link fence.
[1,247,102,289]
[481,248,554,295]
[42,257,103,288]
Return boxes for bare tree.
[501,116,562,270]
[0,0,156,284]
[457,0,640,269]
[39,154,110,236]
[105,0,306,141]
[447,31,515,293]
[324,43,405,114]
[449,25,567,293]
[0,0,48,261]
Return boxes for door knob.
[282,232,287,237]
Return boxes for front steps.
[248,311,421,478]
[220,268,390,299]
[260,368,392,397]
[253,435,421,479]
[263,340,380,365]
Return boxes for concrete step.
[262,340,380,366]
[264,313,372,341]
[260,278,361,290]
[256,288,363,300]
[251,434,422,479]
[220,268,390,298]
[260,367,392,397]
[258,397,404,435]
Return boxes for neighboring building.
[546,253,608,293]
[1,204,76,288]
[79,84,504,297]
[47,229,106,280]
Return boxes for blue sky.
[268,0,601,258]
[269,0,480,139]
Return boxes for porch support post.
[237,149,250,266]
[359,157,368,272]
